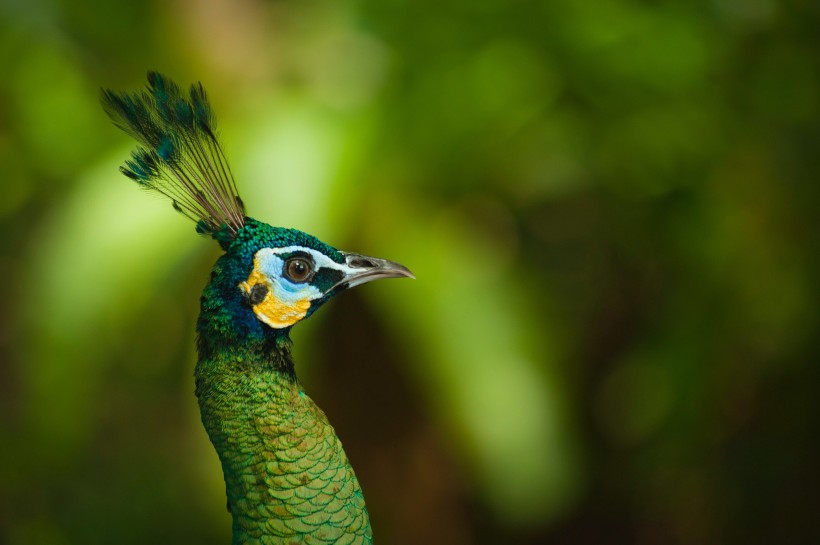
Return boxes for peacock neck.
[194,263,372,544]
[194,338,300,540]
[193,334,301,440]
[194,337,372,545]
[197,333,297,378]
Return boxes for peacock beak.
[328,252,415,293]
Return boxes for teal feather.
[101,72,245,244]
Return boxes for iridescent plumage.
[102,73,413,544]
[101,72,244,245]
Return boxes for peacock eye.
[283,257,313,283]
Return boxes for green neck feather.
[194,255,372,545]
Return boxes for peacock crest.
[101,72,245,247]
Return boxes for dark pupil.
[286,258,310,281]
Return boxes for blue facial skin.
[256,252,314,301]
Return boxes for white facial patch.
[239,246,360,329]
[265,246,361,278]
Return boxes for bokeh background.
[1,0,819,544]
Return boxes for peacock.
[101,72,413,545]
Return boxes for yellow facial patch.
[240,260,313,329]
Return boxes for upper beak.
[327,252,415,293]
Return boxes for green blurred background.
[1,0,818,544]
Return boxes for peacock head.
[101,72,413,346]
[225,218,413,332]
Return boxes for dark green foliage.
[6,2,820,544]
[101,72,245,243]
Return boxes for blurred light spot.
[22,155,193,460]
[236,98,341,233]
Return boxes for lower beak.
[328,252,415,292]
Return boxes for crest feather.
[101,72,245,244]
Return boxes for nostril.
[348,257,376,268]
